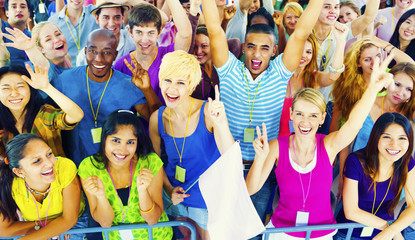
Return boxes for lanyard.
[26,183,52,228]
[86,67,113,127]
[371,170,393,215]
[107,159,133,223]
[392,8,395,30]
[292,135,316,210]
[65,8,83,51]
[168,99,193,165]
[313,29,331,71]
[242,66,262,125]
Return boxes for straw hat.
[90,0,130,15]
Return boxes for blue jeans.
[69,211,88,240]
[334,226,415,240]
[244,163,276,240]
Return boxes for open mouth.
[55,43,65,50]
[41,169,54,176]
[386,149,401,155]
[251,60,262,70]
[113,153,128,161]
[299,126,312,134]
[404,30,413,37]
[166,93,179,102]
[8,98,23,104]
[15,14,23,18]
[93,64,105,69]
[327,15,337,20]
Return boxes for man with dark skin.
[53,29,159,165]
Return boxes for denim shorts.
[162,190,208,230]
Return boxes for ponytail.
[0,160,17,221]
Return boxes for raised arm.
[202,0,229,68]
[149,110,162,156]
[167,0,192,51]
[324,54,395,161]
[349,0,380,37]
[282,0,324,72]
[2,28,50,68]
[205,85,235,154]
[22,65,84,125]
[367,36,415,64]
[316,22,347,88]
[246,123,279,195]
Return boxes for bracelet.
[0,54,10,62]
[328,64,345,74]
[388,46,396,55]
[383,44,392,51]
[139,201,155,214]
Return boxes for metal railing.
[3,220,196,240]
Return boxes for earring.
[319,124,322,128]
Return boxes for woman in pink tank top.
[246,55,395,239]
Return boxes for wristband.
[388,46,396,55]
[328,64,345,74]
[140,201,155,214]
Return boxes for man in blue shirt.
[53,29,158,165]
[1,0,31,66]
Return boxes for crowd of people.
[0,0,414,238]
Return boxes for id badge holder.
[289,120,295,134]
[244,128,255,143]
[360,227,374,237]
[38,3,46,13]
[295,211,309,227]
[91,127,102,144]
[175,165,186,183]
[119,229,134,240]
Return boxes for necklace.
[26,183,50,200]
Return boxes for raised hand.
[21,64,50,91]
[224,6,236,21]
[272,10,283,27]
[208,85,227,125]
[368,53,395,93]
[137,167,154,193]
[253,123,269,159]
[2,27,36,51]
[125,55,151,90]
[333,21,349,41]
[82,176,106,198]
[171,186,190,205]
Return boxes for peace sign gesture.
[125,55,151,90]
[368,53,395,93]
[253,123,269,160]
[208,85,227,125]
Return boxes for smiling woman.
[0,133,87,240]
[389,9,415,67]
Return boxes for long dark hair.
[0,134,44,222]
[389,9,415,67]
[354,113,413,214]
[92,110,154,169]
[0,65,43,136]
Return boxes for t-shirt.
[12,157,85,221]
[216,52,293,160]
[52,66,147,165]
[225,0,247,43]
[1,19,30,66]
[375,7,398,42]
[337,151,415,238]
[48,5,99,66]
[78,153,173,240]
[113,42,175,105]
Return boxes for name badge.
[91,127,102,144]
[38,3,46,13]
[119,229,134,240]
[289,120,295,134]
[360,227,374,237]
[175,165,186,183]
[244,128,255,143]
[295,211,309,227]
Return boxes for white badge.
[119,229,134,240]
[38,3,45,13]
[289,120,295,134]
[295,211,309,227]
[360,227,374,237]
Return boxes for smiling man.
[0,0,31,66]
[75,0,135,66]
[52,29,158,165]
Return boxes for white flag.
[199,141,265,240]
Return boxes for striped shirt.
[4,104,77,157]
[216,52,293,160]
